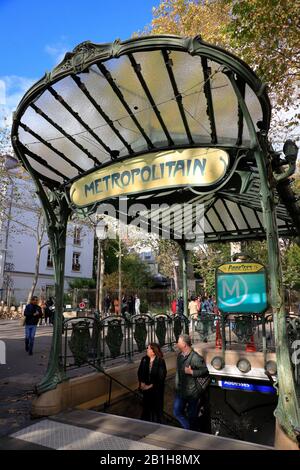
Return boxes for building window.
[72,252,81,271]
[47,248,53,268]
[73,226,82,246]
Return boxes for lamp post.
[117,230,124,316]
[172,257,180,295]
[95,219,108,315]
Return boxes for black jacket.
[175,349,208,400]
[24,304,42,325]
[138,355,167,389]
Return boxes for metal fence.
[61,313,189,371]
[188,312,276,351]
[60,311,300,387]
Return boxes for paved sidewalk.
[7,409,274,451]
[0,319,133,439]
[0,320,52,437]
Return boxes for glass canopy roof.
[11,35,300,243]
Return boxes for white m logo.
[220,276,248,307]
[223,279,240,298]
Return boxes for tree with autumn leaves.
[145,0,299,146]
[141,0,300,300]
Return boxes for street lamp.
[172,256,180,295]
[95,219,108,315]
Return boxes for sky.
[0,0,159,123]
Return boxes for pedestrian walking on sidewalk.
[24,296,42,356]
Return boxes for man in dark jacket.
[177,296,184,317]
[45,297,54,325]
[174,334,209,430]
[24,296,42,355]
[104,294,111,316]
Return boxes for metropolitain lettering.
[84,158,207,199]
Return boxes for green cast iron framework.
[11,35,300,442]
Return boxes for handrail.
[92,362,179,425]
[90,361,242,435]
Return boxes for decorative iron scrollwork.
[90,319,101,355]
[134,317,147,352]
[195,314,216,341]
[105,319,124,358]
[155,316,167,346]
[68,321,91,366]
[233,315,256,343]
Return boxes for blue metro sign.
[216,262,268,314]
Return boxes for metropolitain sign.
[70,148,229,207]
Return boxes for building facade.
[0,159,94,304]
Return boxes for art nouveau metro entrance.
[11,35,300,448]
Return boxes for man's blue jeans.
[173,395,199,430]
[25,325,37,353]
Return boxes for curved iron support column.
[229,74,300,442]
[37,192,71,394]
[254,143,300,443]
[12,136,72,393]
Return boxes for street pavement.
[0,320,52,438]
[0,319,277,449]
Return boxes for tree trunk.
[27,238,42,304]
[72,287,77,308]
[288,288,292,313]
[173,264,178,294]
[95,238,101,312]
[118,235,122,315]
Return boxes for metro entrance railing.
[60,311,300,387]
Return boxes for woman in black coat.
[137,342,167,423]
